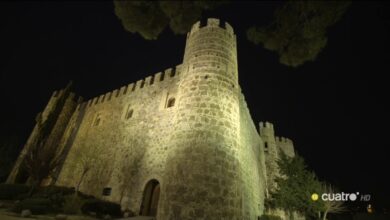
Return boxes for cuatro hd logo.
[311,192,371,202]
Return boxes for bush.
[62,195,85,214]
[81,199,122,218]
[0,184,30,200]
[34,185,75,198]
[12,198,56,214]
[259,214,283,220]
[32,185,75,210]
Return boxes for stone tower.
[259,121,295,197]
[160,18,263,219]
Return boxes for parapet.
[188,18,234,36]
[51,90,82,103]
[259,121,274,130]
[274,136,293,144]
[275,136,295,157]
[85,64,182,108]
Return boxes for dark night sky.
[1,1,389,210]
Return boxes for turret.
[161,18,243,219]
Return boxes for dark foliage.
[11,198,56,214]
[0,183,30,200]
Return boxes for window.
[93,114,101,126]
[102,187,112,196]
[167,98,175,108]
[125,106,133,119]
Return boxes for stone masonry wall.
[57,65,182,214]
[238,93,267,218]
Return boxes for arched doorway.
[140,179,160,216]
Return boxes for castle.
[7,18,296,220]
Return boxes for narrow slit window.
[94,114,101,126]
[126,106,133,119]
[167,98,175,108]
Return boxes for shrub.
[0,184,30,200]
[34,185,75,198]
[12,198,56,214]
[32,185,75,210]
[62,195,86,214]
[81,199,122,218]
[259,214,283,220]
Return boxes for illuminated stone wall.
[56,65,183,212]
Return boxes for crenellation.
[224,22,234,35]
[135,79,144,90]
[93,97,99,105]
[149,75,155,85]
[114,89,119,97]
[207,18,220,27]
[127,83,135,92]
[145,76,152,86]
[154,72,163,82]
[119,85,127,96]
[190,21,201,34]
[106,91,112,101]
[99,94,105,104]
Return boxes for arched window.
[167,98,175,108]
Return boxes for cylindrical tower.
[161,18,242,219]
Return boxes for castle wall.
[238,93,267,218]
[56,66,182,213]
[275,136,295,158]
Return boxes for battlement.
[188,18,234,36]
[275,136,293,144]
[259,121,274,130]
[85,64,182,108]
[51,90,82,103]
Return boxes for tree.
[113,1,224,40]
[247,1,351,67]
[318,184,347,220]
[71,141,106,196]
[270,152,323,217]
[23,82,72,194]
[114,1,351,67]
